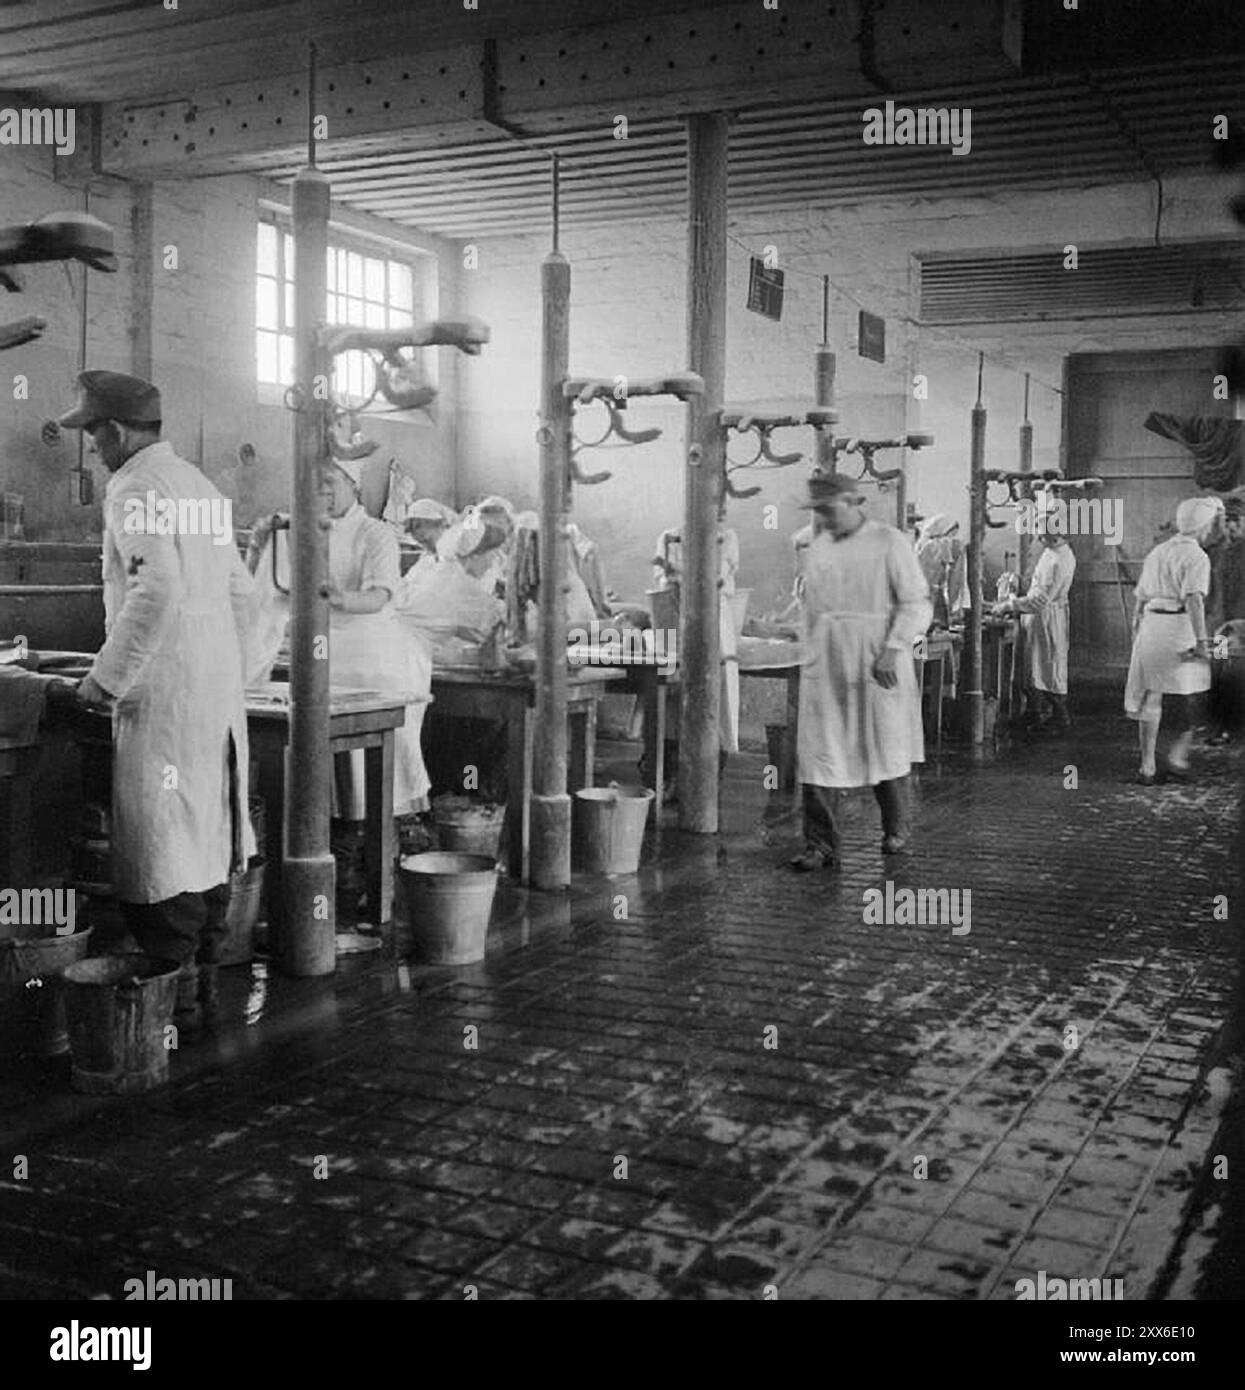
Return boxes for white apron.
[1017,542,1076,694]
[797,521,931,788]
[93,442,257,903]
[328,506,430,819]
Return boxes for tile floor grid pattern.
[0,723,1238,1298]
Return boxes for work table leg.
[363,732,396,927]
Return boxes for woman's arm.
[329,586,390,614]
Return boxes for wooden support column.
[1017,372,1033,580]
[680,112,728,834]
[966,353,987,759]
[128,183,153,381]
[282,162,337,975]
[531,173,573,889]
[814,276,835,475]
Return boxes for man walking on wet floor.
[790,474,932,872]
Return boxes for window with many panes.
[256,217,426,410]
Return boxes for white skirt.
[1124,610,1210,715]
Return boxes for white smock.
[327,504,431,818]
[92,442,257,902]
[1125,533,1212,716]
[246,506,432,817]
[653,525,740,752]
[1014,541,1076,694]
[797,520,932,788]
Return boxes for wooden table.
[430,666,626,882]
[246,685,408,934]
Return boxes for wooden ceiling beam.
[97,0,1020,176]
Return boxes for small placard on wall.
[747,257,785,321]
[858,310,885,363]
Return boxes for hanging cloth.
[1144,413,1244,491]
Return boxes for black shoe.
[788,849,837,873]
[1161,765,1194,785]
[1131,771,1158,786]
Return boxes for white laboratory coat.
[1015,541,1076,695]
[92,442,257,903]
[797,520,932,788]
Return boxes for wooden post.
[680,113,728,834]
[814,277,835,476]
[966,353,987,758]
[531,157,573,889]
[1018,372,1033,580]
[282,159,337,975]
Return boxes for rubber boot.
[174,964,203,1036]
[1048,693,1072,731]
[878,777,912,854]
[196,963,220,1028]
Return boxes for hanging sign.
[858,310,886,363]
[747,257,784,321]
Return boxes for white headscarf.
[1175,496,1225,539]
[919,513,958,541]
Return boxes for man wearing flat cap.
[791,473,932,871]
[61,370,256,1028]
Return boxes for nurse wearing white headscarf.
[914,514,968,622]
[1124,495,1225,784]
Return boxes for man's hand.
[873,647,901,689]
[76,674,114,708]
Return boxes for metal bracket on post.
[831,432,934,484]
[561,373,705,486]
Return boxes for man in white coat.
[62,371,256,1029]
[791,473,932,872]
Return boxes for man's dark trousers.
[802,777,910,857]
[121,883,231,968]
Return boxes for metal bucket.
[63,953,180,1094]
[432,798,505,860]
[573,785,655,876]
[0,927,94,1058]
[399,852,498,966]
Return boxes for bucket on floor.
[399,852,499,966]
[0,927,94,1059]
[218,858,266,967]
[431,796,505,860]
[63,953,180,1094]
[573,784,655,876]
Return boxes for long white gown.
[797,520,931,788]
[1014,541,1076,695]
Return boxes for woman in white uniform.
[246,460,432,867]
[1125,495,1225,784]
[652,511,741,755]
[915,514,968,626]
[993,524,1076,732]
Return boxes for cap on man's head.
[408,498,455,523]
[798,473,864,510]
[58,370,162,430]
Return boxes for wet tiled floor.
[1,717,1240,1300]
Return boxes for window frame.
[256,211,436,414]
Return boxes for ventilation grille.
[919,242,1245,324]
